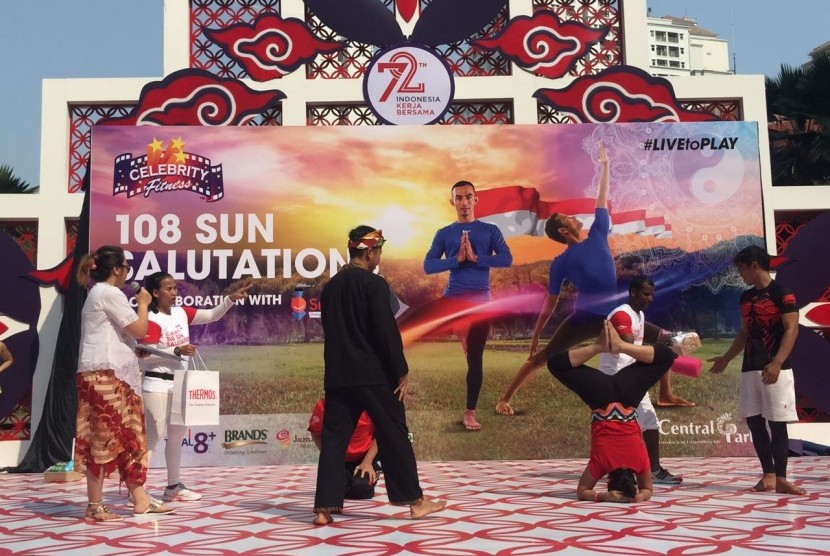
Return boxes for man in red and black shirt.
[709,245,805,495]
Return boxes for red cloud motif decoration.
[203,13,343,81]
[473,11,608,79]
[534,66,721,123]
[103,69,285,126]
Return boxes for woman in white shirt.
[139,272,250,502]
[75,245,173,521]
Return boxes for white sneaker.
[163,482,202,502]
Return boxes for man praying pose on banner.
[496,143,617,416]
[422,180,513,430]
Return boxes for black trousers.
[547,345,676,410]
[314,384,422,512]
[343,459,382,499]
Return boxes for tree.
[0,164,39,193]
[766,53,830,185]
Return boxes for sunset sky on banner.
[90,122,762,266]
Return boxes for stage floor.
[1,456,829,555]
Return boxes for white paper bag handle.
[188,349,208,371]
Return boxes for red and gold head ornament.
[348,229,386,250]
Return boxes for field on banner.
[161,340,754,468]
[91,122,764,463]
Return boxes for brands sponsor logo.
[363,44,454,125]
[222,428,269,449]
[113,137,224,202]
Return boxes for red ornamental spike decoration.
[27,255,74,295]
[102,69,285,126]
[535,66,721,123]
[204,13,344,82]
[806,304,830,327]
[473,12,608,79]
[396,0,418,23]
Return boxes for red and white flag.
[475,185,671,239]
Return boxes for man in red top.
[308,398,381,499]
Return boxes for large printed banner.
[91,122,764,467]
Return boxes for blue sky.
[1,0,828,187]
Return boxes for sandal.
[133,500,175,516]
[85,501,122,522]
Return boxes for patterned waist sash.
[591,402,637,422]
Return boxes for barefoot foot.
[495,400,514,416]
[749,474,776,492]
[657,395,696,408]
[313,510,333,525]
[463,409,481,430]
[775,477,806,495]
[410,497,447,519]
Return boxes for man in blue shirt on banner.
[423,180,513,430]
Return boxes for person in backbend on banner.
[548,321,678,503]
[709,245,805,495]
[422,180,513,430]
[497,142,617,416]
[313,226,446,525]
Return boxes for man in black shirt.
[709,245,805,495]
[313,226,446,525]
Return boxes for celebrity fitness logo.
[113,137,224,202]
[363,44,454,125]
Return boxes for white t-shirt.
[139,298,234,393]
[77,282,141,391]
[599,303,644,375]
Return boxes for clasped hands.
[456,232,478,264]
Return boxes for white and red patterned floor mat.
[1,457,828,555]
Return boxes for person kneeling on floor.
[309,397,381,499]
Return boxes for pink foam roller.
[671,355,702,378]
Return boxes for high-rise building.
[647,15,731,76]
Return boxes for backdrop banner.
[91,122,764,465]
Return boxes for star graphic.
[174,152,187,163]
[170,137,185,151]
[148,138,164,152]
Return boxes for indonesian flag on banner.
[475,186,672,239]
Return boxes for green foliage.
[0,164,39,193]
[766,53,830,185]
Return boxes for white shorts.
[635,392,659,431]
[739,369,798,423]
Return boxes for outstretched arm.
[708,323,747,374]
[190,284,251,325]
[595,142,609,209]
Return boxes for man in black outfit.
[312,226,446,525]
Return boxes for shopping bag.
[170,351,220,426]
